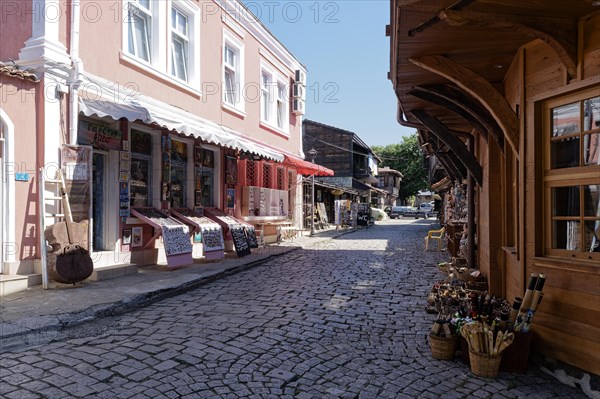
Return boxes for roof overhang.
[283,155,334,176]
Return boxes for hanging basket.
[469,349,503,378]
[429,334,458,360]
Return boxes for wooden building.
[389,1,600,374]
[303,120,381,194]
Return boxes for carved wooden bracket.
[409,55,519,158]
[410,84,506,151]
[413,109,483,186]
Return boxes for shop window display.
[170,140,187,208]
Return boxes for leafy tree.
[372,133,429,204]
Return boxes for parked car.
[389,206,417,219]
[419,203,434,214]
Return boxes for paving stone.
[0,222,589,399]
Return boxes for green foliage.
[372,133,429,204]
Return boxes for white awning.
[79,98,284,162]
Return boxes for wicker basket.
[469,349,503,378]
[429,334,458,360]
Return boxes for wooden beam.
[408,88,491,144]
[412,109,483,186]
[413,84,507,150]
[439,10,577,79]
[409,55,519,157]
[408,0,475,37]
[428,138,466,182]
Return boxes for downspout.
[69,0,82,145]
[68,0,92,253]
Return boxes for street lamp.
[308,148,318,236]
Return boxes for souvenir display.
[170,208,225,253]
[426,262,544,375]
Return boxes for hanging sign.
[78,121,122,150]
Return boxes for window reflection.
[584,133,599,165]
[552,101,580,137]
[583,96,600,132]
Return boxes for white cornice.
[215,0,307,74]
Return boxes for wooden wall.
[303,122,353,176]
[498,13,600,374]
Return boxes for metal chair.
[425,227,445,251]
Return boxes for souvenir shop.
[72,107,294,268]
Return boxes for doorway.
[92,153,107,251]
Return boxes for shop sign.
[78,121,122,150]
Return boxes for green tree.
[372,134,429,204]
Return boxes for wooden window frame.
[542,86,600,263]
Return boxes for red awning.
[284,155,334,176]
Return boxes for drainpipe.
[69,0,82,145]
[467,134,475,268]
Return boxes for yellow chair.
[425,227,445,251]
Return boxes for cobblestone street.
[0,220,586,398]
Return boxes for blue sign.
[15,173,29,181]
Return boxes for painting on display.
[225,156,237,184]
[226,188,235,209]
[202,149,214,168]
[132,227,143,247]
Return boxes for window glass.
[170,141,187,208]
[552,186,580,217]
[544,89,600,260]
[583,96,600,132]
[552,101,580,137]
[584,221,600,252]
[553,220,581,251]
[130,156,151,207]
[261,73,270,121]
[171,7,188,81]
[195,168,213,207]
[127,3,151,62]
[170,163,186,208]
[584,133,600,165]
[551,136,580,169]
[583,185,600,217]
[277,83,285,128]
[224,69,235,105]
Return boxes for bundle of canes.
[514,274,546,332]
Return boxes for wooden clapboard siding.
[534,323,600,376]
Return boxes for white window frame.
[260,62,289,135]
[276,82,287,130]
[125,0,159,64]
[261,71,272,122]
[170,6,189,82]
[121,1,201,95]
[169,1,200,87]
[222,30,245,113]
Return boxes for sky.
[241,0,416,147]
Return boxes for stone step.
[0,274,41,296]
[88,264,138,282]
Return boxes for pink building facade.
[0,0,310,293]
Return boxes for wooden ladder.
[38,168,71,289]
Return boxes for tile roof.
[0,62,39,83]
